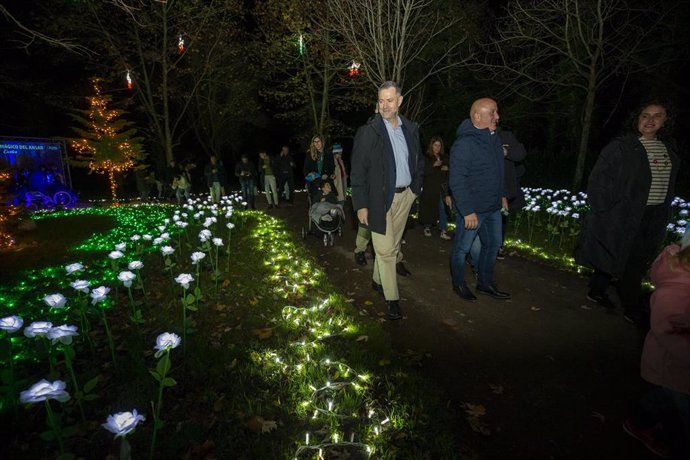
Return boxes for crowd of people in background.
[126,82,687,459]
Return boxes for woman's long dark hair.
[425,136,445,160]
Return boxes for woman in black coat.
[418,136,451,239]
[575,100,680,323]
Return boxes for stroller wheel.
[301,227,306,239]
[338,227,342,237]
[329,234,335,246]
[323,234,328,246]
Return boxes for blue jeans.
[450,209,502,289]
[240,179,255,208]
[438,197,448,231]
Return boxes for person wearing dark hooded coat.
[575,100,680,324]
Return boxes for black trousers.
[589,204,667,312]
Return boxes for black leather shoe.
[476,285,511,300]
[396,262,412,276]
[586,290,616,310]
[453,284,477,302]
[355,251,367,266]
[386,300,403,320]
[372,281,384,297]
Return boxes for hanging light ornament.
[347,60,361,78]
[126,70,133,90]
[298,34,305,56]
[178,35,185,54]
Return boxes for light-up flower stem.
[174,274,194,355]
[190,252,205,311]
[48,325,85,423]
[19,379,71,455]
[226,222,235,271]
[212,238,224,296]
[149,333,180,460]
[0,315,23,413]
[25,320,57,372]
[160,246,176,294]
[91,286,117,366]
[128,260,147,300]
[103,409,145,460]
[70,279,93,351]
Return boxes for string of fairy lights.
[70,79,142,200]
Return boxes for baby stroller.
[302,192,344,246]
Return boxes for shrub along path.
[275,192,654,460]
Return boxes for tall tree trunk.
[161,3,174,164]
[573,74,597,191]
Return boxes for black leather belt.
[395,186,409,193]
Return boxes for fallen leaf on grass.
[213,395,226,412]
[530,306,541,311]
[222,279,231,288]
[248,297,258,305]
[356,335,369,342]
[364,300,374,306]
[346,298,355,303]
[488,384,504,395]
[463,403,486,418]
[252,328,273,340]
[580,304,592,310]
[245,416,278,434]
[378,359,390,366]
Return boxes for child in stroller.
[304,182,344,245]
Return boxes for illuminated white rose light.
[0,315,23,333]
[65,263,84,274]
[115,242,127,251]
[161,246,175,256]
[130,235,141,242]
[191,252,206,264]
[71,279,90,293]
[43,294,67,309]
[142,234,152,241]
[212,238,223,247]
[199,229,212,242]
[24,321,53,338]
[90,286,111,305]
[226,222,235,230]
[118,271,137,288]
[175,273,194,289]
[47,324,79,345]
[20,379,70,404]
[109,250,125,260]
[103,409,145,437]
[128,261,144,270]
[154,332,181,357]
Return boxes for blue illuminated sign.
[0,141,62,156]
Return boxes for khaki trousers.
[371,188,415,300]
[355,226,403,263]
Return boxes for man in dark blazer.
[350,81,424,320]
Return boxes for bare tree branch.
[0,3,94,55]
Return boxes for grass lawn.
[0,201,460,459]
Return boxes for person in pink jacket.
[624,228,690,459]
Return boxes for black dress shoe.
[372,281,384,297]
[355,251,367,266]
[396,262,412,276]
[476,285,511,299]
[586,290,616,310]
[386,300,403,320]
[453,284,477,302]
